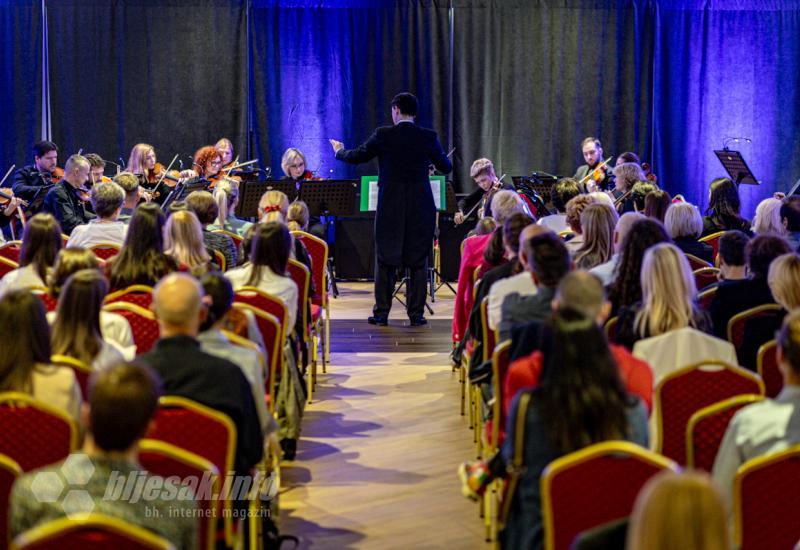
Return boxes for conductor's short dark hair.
[780,196,800,232]
[391,93,418,117]
[33,140,57,158]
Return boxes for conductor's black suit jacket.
[336,121,452,267]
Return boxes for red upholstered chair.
[699,231,725,263]
[686,394,764,471]
[292,231,330,363]
[231,303,281,412]
[685,253,712,271]
[654,361,764,464]
[31,289,59,313]
[480,296,497,363]
[697,285,717,311]
[12,514,173,549]
[87,243,121,261]
[0,256,18,278]
[693,267,720,291]
[0,392,78,471]
[286,259,317,401]
[727,304,783,355]
[604,316,618,342]
[104,284,154,309]
[138,439,219,550]
[541,442,678,550]
[147,396,238,547]
[485,340,512,542]
[50,355,92,400]
[734,445,800,550]
[212,250,226,272]
[757,339,783,398]
[212,228,243,249]
[0,453,22,548]
[102,302,160,354]
[0,241,21,263]
[234,288,289,338]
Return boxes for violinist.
[281,148,313,182]
[193,145,223,183]
[126,143,159,184]
[11,140,60,205]
[41,154,95,235]
[215,138,234,169]
[574,137,614,191]
[84,153,111,185]
[454,158,514,225]
[610,162,647,214]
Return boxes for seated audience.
[607,218,671,314]
[0,213,62,297]
[590,212,645,286]
[574,203,617,269]
[471,217,496,236]
[629,180,658,213]
[185,190,237,270]
[715,230,750,283]
[538,178,579,233]
[51,270,125,370]
[9,364,197,548]
[164,210,212,276]
[702,177,751,236]
[209,178,252,236]
[709,234,790,338]
[286,200,310,233]
[113,171,142,222]
[664,201,714,264]
[107,203,177,290]
[752,196,787,236]
[66,181,127,248]
[779,195,800,250]
[499,232,571,341]
[0,290,80,419]
[615,243,711,350]
[459,308,648,549]
[139,273,263,476]
[626,471,729,550]
[563,194,594,253]
[643,188,671,223]
[256,190,314,274]
[713,310,800,511]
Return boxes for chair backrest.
[654,361,764,464]
[489,340,511,451]
[727,304,782,352]
[286,259,310,341]
[88,242,121,261]
[50,354,92,400]
[757,339,783,398]
[212,249,226,272]
[698,231,725,262]
[693,267,720,291]
[0,256,18,278]
[104,285,154,309]
[138,439,219,550]
[30,289,59,312]
[604,316,618,342]
[233,287,289,341]
[685,253,712,271]
[12,513,174,549]
[0,453,21,549]
[212,228,243,248]
[102,302,160,354]
[686,394,764,471]
[0,241,21,263]
[541,441,678,550]
[0,392,78,471]
[697,285,717,311]
[734,444,800,550]
[231,304,281,409]
[292,231,328,307]
[479,296,496,362]
[147,396,236,547]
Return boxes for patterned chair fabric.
[102,302,159,354]
[233,288,288,338]
[757,340,783,398]
[693,267,720,291]
[727,304,783,355]
[12,513,173,549]
[0,241,21,263]
[0,256,18,278]
[231,303,281,410]
[50,355,92,400]
[88,243,121,261]
[104,285,154,309]
[698,231,725,262]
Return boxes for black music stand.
[237,180,299,219]
[714,150,760,185]
[430,181,457,300]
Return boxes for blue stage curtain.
[652,0,800,216]
[0,0,42,171]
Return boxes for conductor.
[330,92,452,326]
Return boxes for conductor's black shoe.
[409,316,428,327]
[368,315,388,326]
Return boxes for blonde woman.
[164,210,212,276]
[574,203,617,269]
[209,178,252,236]
[752,197,787,236]
[281,148,311,181]
[215,138,234,168]
[563,194,595,254]
[258,190,289,223]
[627,471,729,550]
[286,201,310,233]
[664,201,714,263]
[610,162,646,213]
[614,243,712,349]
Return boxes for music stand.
[237,179,299,219]
[430,181,457,301]
[714,150,760,185]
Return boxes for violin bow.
[155,154,180,187]
[461,173,507,221]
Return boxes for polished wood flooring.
[279,283,487,549]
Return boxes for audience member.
[629,181,658,213]
[702,177,751,236]
[164,210,212,276]
[9,364,197,548]
[590,212,645,286]
[716,230,750,282]
[643,188,671,223]
[779,195,800,250]
[66,181,127,248]
[664,201,714,264]
[286,200,310,233]
[258,189,290,223]
[113,171,142,222]
[574,203,617,269]
[563,194,595,253]
[0,290,80,419]
[185,191,237,270]
[752,197,787,236]
[0,213,62,297]
[538,178,579,233]
[209,178,252,236]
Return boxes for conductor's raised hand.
[329,139,345,153]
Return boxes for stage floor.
[279,282,488,548]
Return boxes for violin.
[42,166,64,186]
[0,188,28,209]
[151,163,182,187]
[642,162,658,183]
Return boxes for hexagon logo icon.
[61,453,94,486]
[62,489,95,516]
[29,472,65,503]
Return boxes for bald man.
[139,274,263,479]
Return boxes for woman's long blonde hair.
[126,143,155,176]
[164,210,210,275]
[258,190,289,223]
[574,203,617,269]
[635,243,697,337]
[213,178,240,228]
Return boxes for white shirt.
[590,253,620,286]
[66,219,127,249]
[47,311,135,360]
[537,214,568,234]
[226,263,299,329]
[0,265,45,298]
[487,271,537,330]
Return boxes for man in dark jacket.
[331,92,452,326]
[10,140,60,208]
[41,154,94,235]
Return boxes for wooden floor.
[279,283,487,549]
